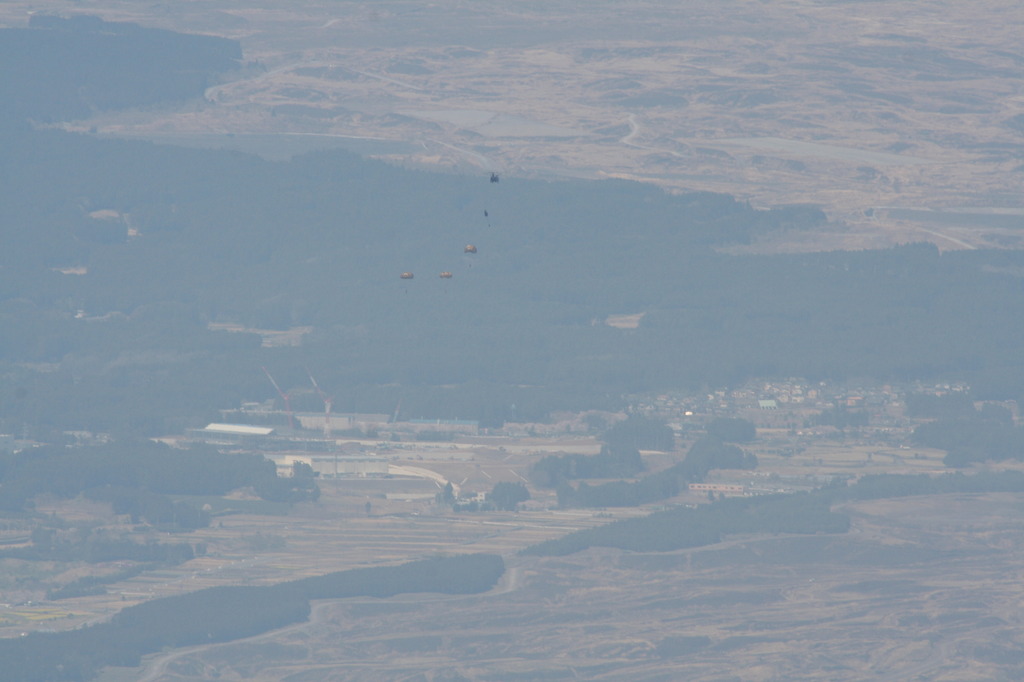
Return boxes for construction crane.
[262,366,295,430]
[307,369,334,439]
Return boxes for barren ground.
[94,493,1024,682]
[3,3,1024,677]
[4,0,1024,251]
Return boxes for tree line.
[0,553,504,682]
[523,470,1024,557]
[523,492,847,557]
[0,14,241,124]
[536,433,757,509]
[0,441,319,536]
[911,401,1022,467]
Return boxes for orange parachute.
[464,244,478,254]
[439,271,453,279]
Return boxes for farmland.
[1,398,1020,680]
[2,2,1023,678]
[0,434,634,638]
[82,492,1024,681]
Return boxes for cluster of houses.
[630,378,1011,432]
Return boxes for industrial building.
[688,482,747,496]
[192,423,276,447]
[273,453,388,478]
[402,419,480,436]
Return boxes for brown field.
[3,1,1023,252]
[750,438,949,479]
[85,492,1024,682]
[0,437,630,638]
[3,427,1022,680]
[2,2,1023,677]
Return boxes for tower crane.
[307,369,334,439]
[262,366,295,431]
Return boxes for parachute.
[393,172,502,287]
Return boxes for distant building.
[202,423,275,436]
[689,482,746,496]
[294,413,354,433]
[275,454,387,478]
[191,423,275,446]
[402,419,479,436]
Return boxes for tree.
[437,481,456,506]
[489,482,530,511]
[706,417,756,443]
[681,436,757,480]
[604,415,675,451]
[292,461,316,479]
[529,446,643,487]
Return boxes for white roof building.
[202,423,275,436]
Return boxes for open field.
[0,487,637,637]
[89,492,1024,681]
[4,0,1024,251]
[4,423,1021,679]
[0,423,956,639]
[748,436,949,479]
[0,436,631,638]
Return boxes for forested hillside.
[2,17,1024,438]
[523,471,1024,557]
[0,14,241,122]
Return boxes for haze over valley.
[2,3,1024,680]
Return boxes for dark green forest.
[0,440,319,521]
[523,471,1024,557]
[0,14,241,122]
[542,435,757,508]
[2,16,1024,441]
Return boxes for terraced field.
[90,493,1024,681]
[0,440,632,639]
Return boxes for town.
[156,377,1013,508]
